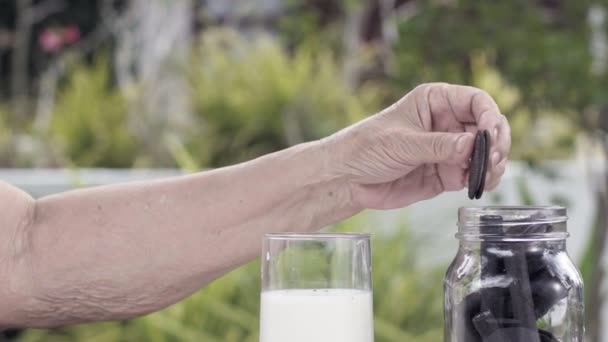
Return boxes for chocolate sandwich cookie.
[539,329,560,342]
[468,130,490,200]
[530,268,570,318]
[455,291,483,342]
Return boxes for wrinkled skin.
[327,82,510,210]
[0,83,511,328]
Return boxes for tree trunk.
[587,191,607,342]
[114,0,193,166]
[585,106,608,342]
[585,6,608,340]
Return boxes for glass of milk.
[259,233,374,342]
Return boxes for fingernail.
[456,134,470,153]
[491,152,500,166]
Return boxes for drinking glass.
[259,232,374,342]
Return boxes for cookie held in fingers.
[468,130,490,200]
[475,130,490,199]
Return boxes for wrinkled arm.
[0,141,357,328]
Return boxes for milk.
[259,289,374,342]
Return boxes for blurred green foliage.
[16,215,444,342]
[7,28,382,170]
[187,28,381,167]
[4,1,596,168]
[49,57,137,168]
[0,106,14,166]
[393,0,598,161]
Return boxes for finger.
[484,115,510,177]
[465,124,477,134]
[399,178,443,207]
[399,131,474,165]
[461,108,509,177]
[404,168,444,203]
[485,157,508,190]
[437,164,468,191]
[470,89,504,135]
[491,115,511,163]
[368,166,444,209]
[441,84,502,127]
[445,85,511,162]
[423,83,463,132]
[414,83,511,163]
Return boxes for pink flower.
[62,25,81,44]
[38,29,62,53]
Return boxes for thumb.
[399,131,474,164]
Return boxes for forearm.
[8,140,357,327]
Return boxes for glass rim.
[456,205,569,241]
[459,205,566,209]
[458,205,568,224]
[459,205,566,213]
[264,232,370,240]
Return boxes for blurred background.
[0,0,607,341]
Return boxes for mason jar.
[444,206,584,342]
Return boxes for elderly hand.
[325,83,511,210]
